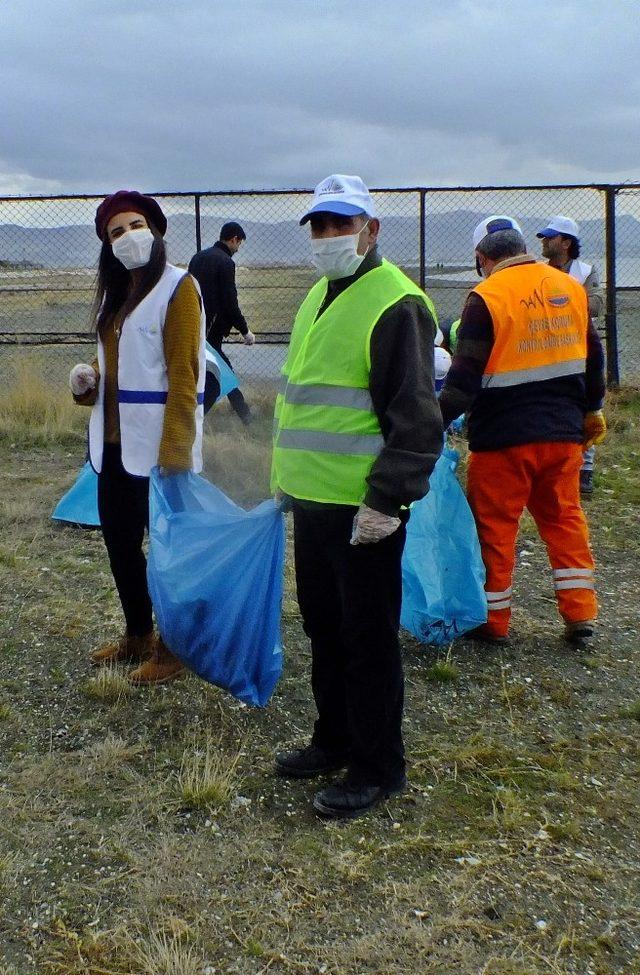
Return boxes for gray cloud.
[1,0,639,195]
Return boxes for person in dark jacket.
[271,174,443,820]
[188,222,254,424]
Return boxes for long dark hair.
[91,222,167,337]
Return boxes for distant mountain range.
[1,209,639,269]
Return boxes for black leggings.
[97,443,153,637]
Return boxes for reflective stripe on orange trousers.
[467,441,597,638]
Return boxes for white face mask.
[311,221,370,280]
[111,228,155,270]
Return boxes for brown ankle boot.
[91,630,154,667]
[128,636,185,685]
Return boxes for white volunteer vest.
[89,264,206,477]
[568,259,592,285]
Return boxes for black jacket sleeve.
[218,258,248,336]
[364,298,444,516]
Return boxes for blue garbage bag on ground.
[147,469,285,706]
[206,342,239,398]
[52,461,100,527]
[401,447,487,645]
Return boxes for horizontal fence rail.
[1,184,639,389]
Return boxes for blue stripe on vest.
[119,390,205,405]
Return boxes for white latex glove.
[350,504,401,545]
[243,330,256,346]
[69,363,97,396]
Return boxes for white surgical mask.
[311,222,370,280]
[111,228,155,270]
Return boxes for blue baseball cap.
[299,174,377,225]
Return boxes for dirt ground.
[0,391,638,975]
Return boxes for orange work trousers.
[467,442,597,638]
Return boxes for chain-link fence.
[1,185,638,394]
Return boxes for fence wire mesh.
[0,185,638,395]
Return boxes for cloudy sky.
[1,0,639,196]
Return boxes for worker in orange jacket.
[439,216,607,646]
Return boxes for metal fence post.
[195,193,202,253]
[419,188,426,291]
[604,186,620,386]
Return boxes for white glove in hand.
[350,504,401,545]
[69,363,97,396]
[243,330,256,346]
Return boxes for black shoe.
[466,625,508,646]
[274,745,349,779]
[580,470,594,497]
[564,619,595,647]
[313,775,407,820]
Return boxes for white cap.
[473,215,523,250]
[536,215,580,240]
[299,174,377,225]
[434,346,452,382]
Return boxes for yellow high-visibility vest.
[272,260,436,505]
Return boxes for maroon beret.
[95,190,167,240]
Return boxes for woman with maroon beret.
[70,190,206,683]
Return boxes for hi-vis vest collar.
[475,261,588,390]
[89,264,206,477]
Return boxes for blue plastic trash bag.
[52,462,100,528]
[147,469,285,706]
[401,447,487,645]
[206,342,238,399]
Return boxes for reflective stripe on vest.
[283,382,375,412]
[481,357,586,389]
[475,262,588,390]
[272,260,436,504]
[277,428,384,455]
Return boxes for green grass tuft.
[426,658,460,682]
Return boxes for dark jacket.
[188,241,248,341]
[300,246,444,516]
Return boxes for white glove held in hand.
[69,363,97,396]
[243,330,256,346]
[350,504,401,545]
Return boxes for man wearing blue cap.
[272,174,443,819]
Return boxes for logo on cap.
[318,178,345,196]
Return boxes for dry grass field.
[0,369,639,975]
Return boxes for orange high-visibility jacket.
[474,262,588,389]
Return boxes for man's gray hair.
[476,229,526,261]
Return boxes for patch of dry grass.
[82,663,133,703]
[178,732,242,811]
[0,356,86,446]
[128,928,204,975]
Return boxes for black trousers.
[293,503,407,788]
[97,443,153,638]
[208,334,251,421]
